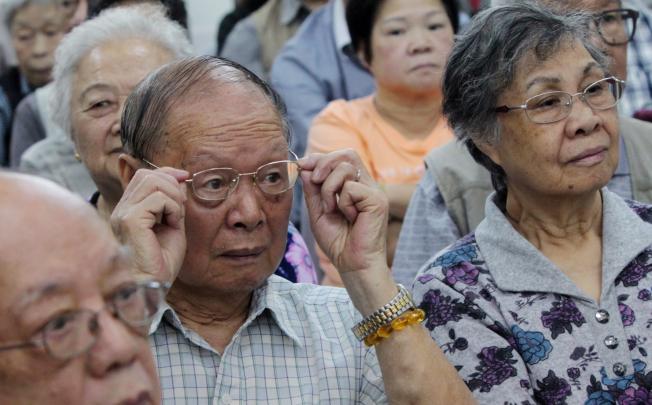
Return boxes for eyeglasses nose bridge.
[229,170,259,197]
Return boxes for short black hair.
[88,0,188,28]
[346,0,459,64]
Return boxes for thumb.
[301,169,324,222]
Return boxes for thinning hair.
[50,4,194,137]
[2,0,58,28]
[442,2,610,197]
[121,55,291,160]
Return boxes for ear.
[356,48,370,71]
[118,153,140,190]
[474,140,503,167]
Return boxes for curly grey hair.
[442,2,610,197]
[50,3,194,137]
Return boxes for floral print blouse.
[278,222,318,284]
[413,189,652,404]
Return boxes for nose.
[32,33,49,58]
[87,310,141,377]
[225,175,265,232]
[408,28,433,54]
[566,94,601,137]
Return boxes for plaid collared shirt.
[149,275,387,404]
[621,0,652,116]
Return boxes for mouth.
[219,246,266,262]
[117,391,152,405]
[568,146,608,166]
[410,63,439,72]
[109,147,124,155]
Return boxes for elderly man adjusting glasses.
[0,172,164,404]
[112,56,474,403]
[410,3,652,403]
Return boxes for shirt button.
[595,309,610,323]
[604,335,619,349]
[613,362,627,377]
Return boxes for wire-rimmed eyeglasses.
[142,151,300,202]
[494,76,625,124]
[0,280,168,360]
[594,8,639,46]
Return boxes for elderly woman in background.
[48,4,191,218]
[306,0,458,285]
[0,0,67,166]
[413,3,652,403]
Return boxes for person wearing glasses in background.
[111,55,474,403]
[0,172,164,404]
[408,2,652,402]
[393,0,652,287]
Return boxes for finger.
[310,149,362,184]
[320,162,358,212]
[123,169,188,209]
[122,191,185,231]
[300,169,325,221]
[337,180,389,223]
[297,153,325,172]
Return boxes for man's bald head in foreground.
[0,173,161,405]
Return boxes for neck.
[505,186,603,249]
[166,281,252,353]
[373,87,442,140]
[96,193,116,223]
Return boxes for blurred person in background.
[216,0,267,55]
[0,0,67,167]
[9,0,187,169]
[271,0,375,228]
[306,0,458,286]
[221,0,327,79]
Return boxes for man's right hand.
[111,167,189,284]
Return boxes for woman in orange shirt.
[306,0,458,285]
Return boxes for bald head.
[0,173,111,260]
[0,173,161,404]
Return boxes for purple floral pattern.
[412,200,652,403]
[275,223,318,284]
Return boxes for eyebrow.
[525,62,603,92]
[11,250,127,316]
[381,10,444,24]
[78,83,114,104]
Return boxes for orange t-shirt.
[306,95,454,286]
[307,95,453,184]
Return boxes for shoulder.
[314,97,373,128]
[267,276,356,316]
[271,5,334,69]
[625,199,652,224]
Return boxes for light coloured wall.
[186,0,234,56]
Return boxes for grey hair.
[121,55,292,160]
[442,2,610,197]
[3,0,57,28]
[50,4,194,137]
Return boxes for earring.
[74,152,81,162]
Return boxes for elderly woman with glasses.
[411,3,652,403]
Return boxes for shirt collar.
[280,0,304,25]
[149,275,303,348]
[475,188,652,301]
[19,73,30,95]
[615,123,629,175]
[332,0,351,52]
